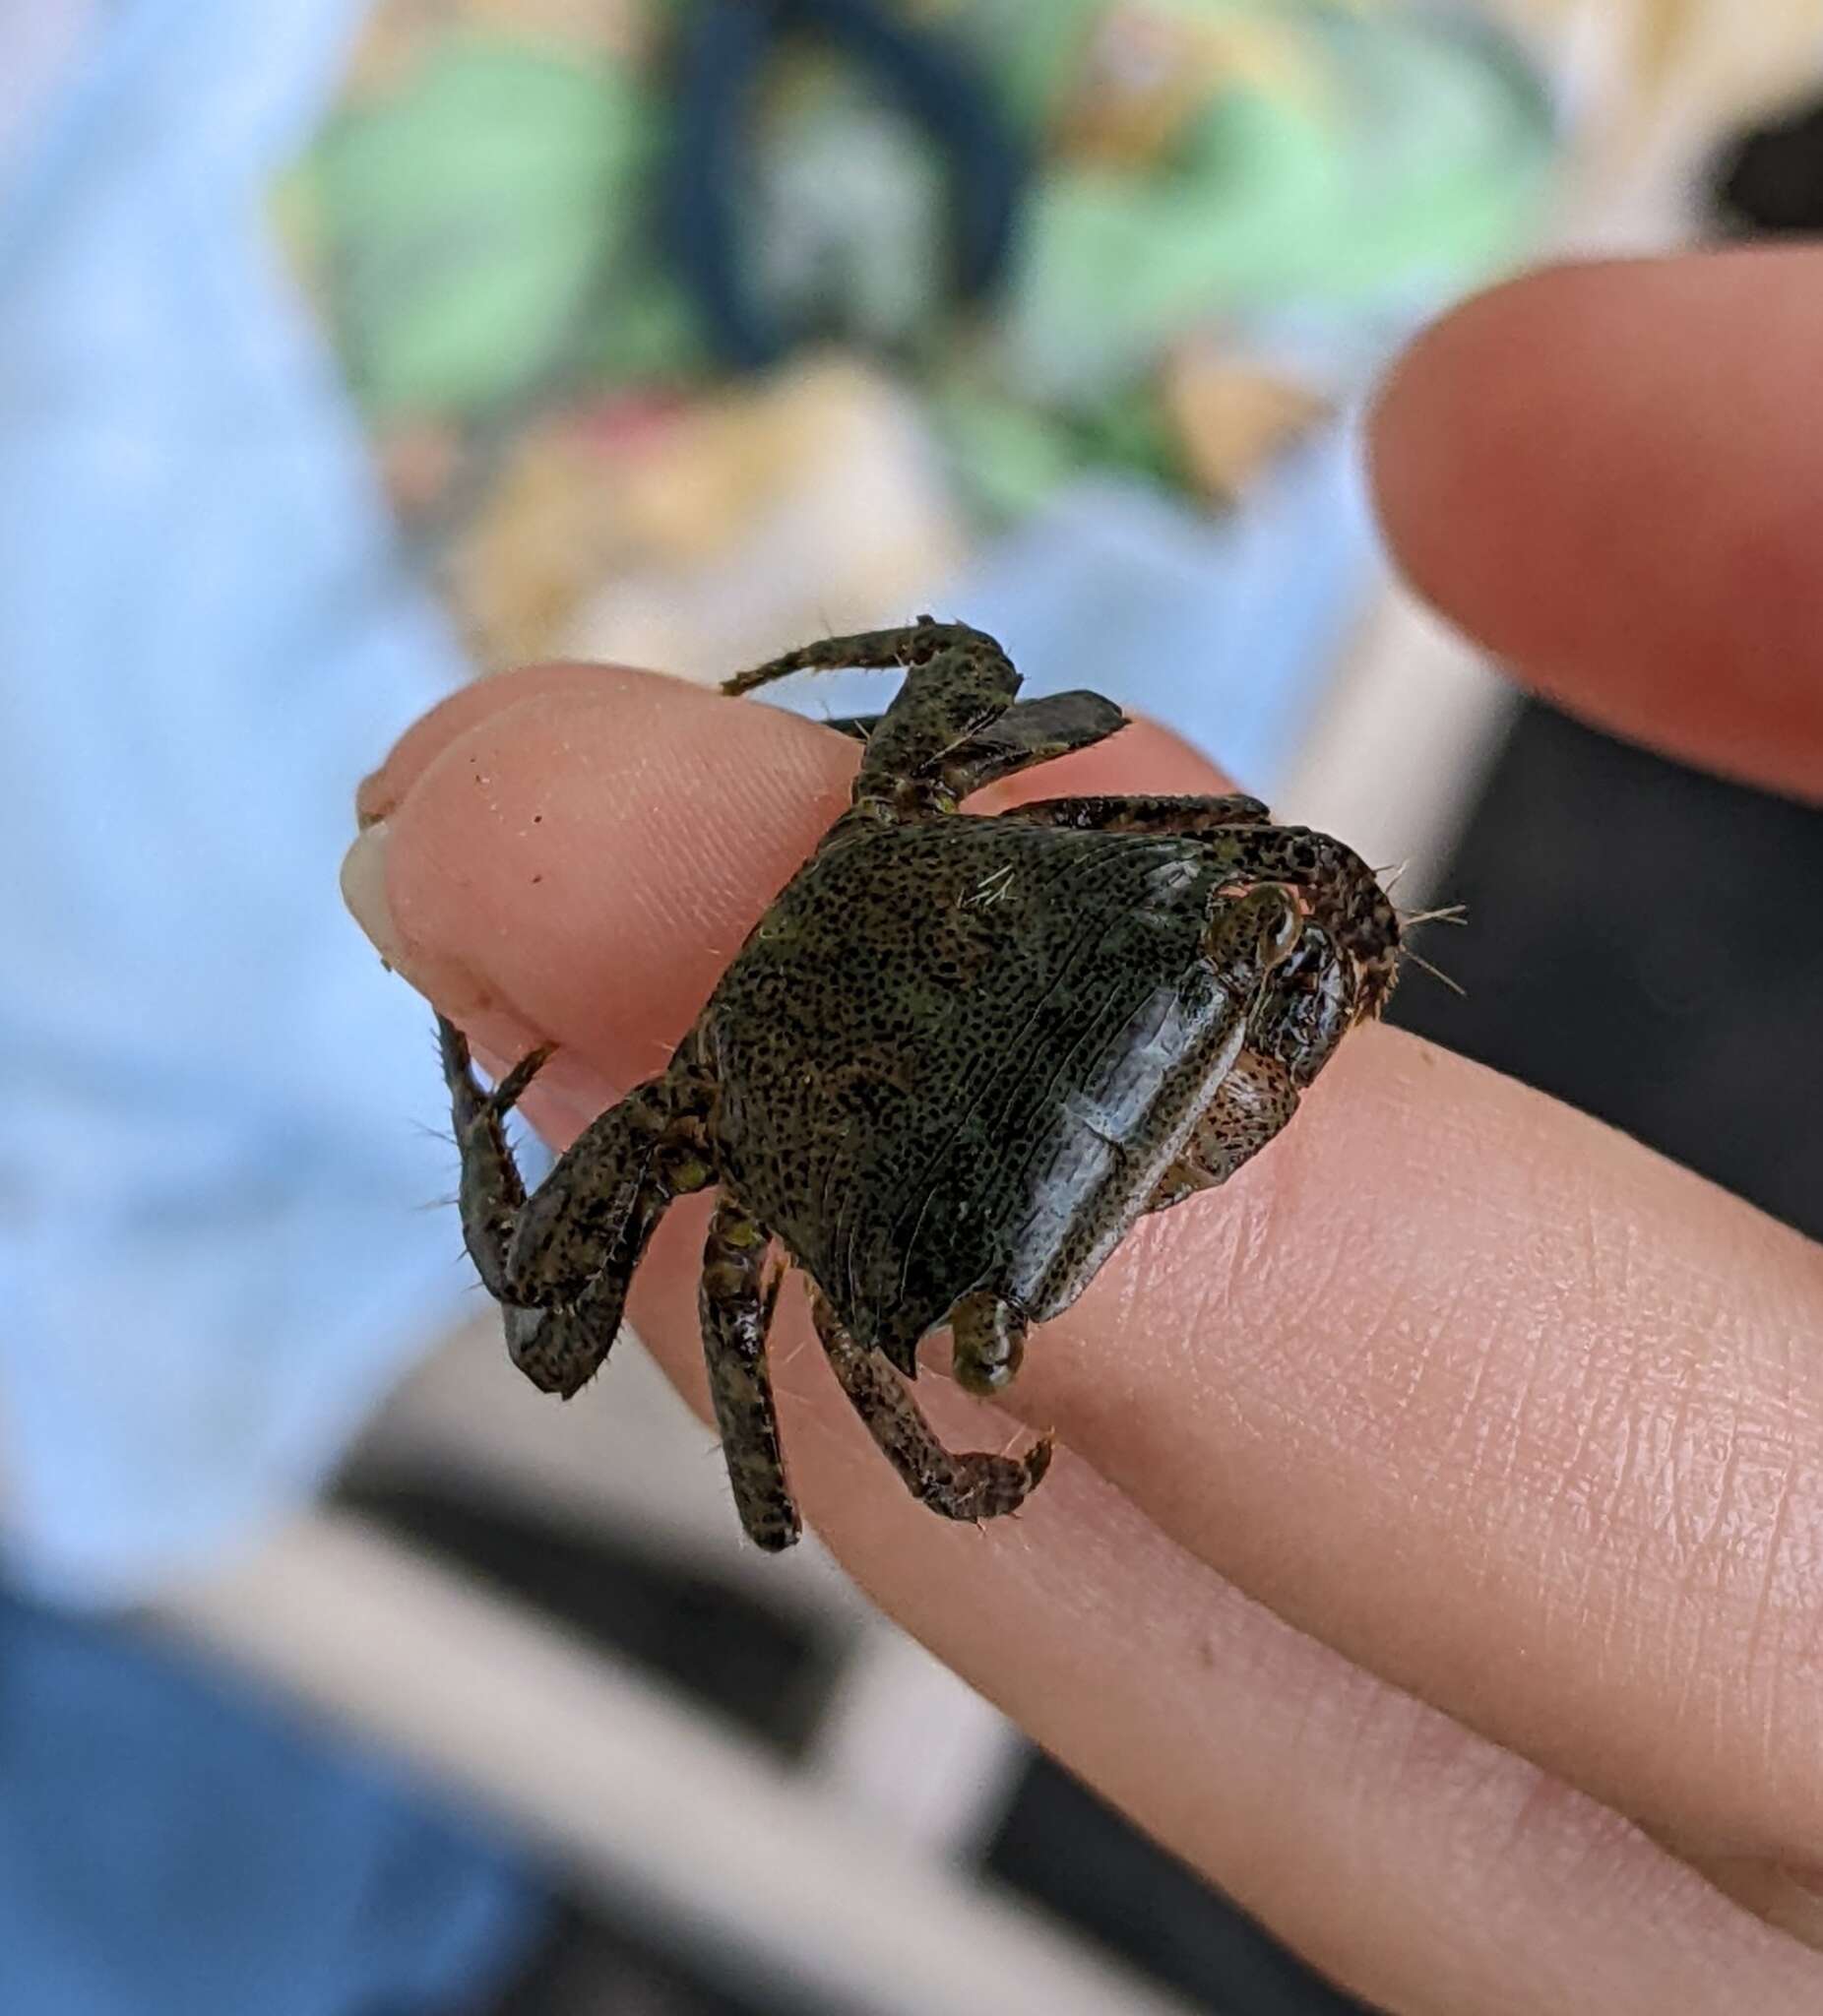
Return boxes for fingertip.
[1367,248,1823,797]
[379,665,854,1077]
[355,661,664,829]
[1366,259,1626,631]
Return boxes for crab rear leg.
[700,1201,800,1552]
[942,690,1130,799]
[439,1015,708,1399]
[824,688,1129,800]
[440,1014,555,1302]
[811,1293,1052,1524]
[724,617,1024,813]
[723,615,1004,695]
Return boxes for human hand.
[344,247,1823,2013]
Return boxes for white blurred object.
[1493,0,1823,246]
[559,359,969,682]
[157,1504,1201,2016]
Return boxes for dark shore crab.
[439,619,1400,1549]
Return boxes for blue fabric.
[0,17,554,1998]
[0,1586,548,2016]
[0,1,474,1602]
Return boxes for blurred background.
[5,3,1823,2012]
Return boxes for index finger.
[1370,247,1823,801]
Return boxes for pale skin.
[344,248,1823,2013]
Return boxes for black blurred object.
[667,0,1028,369]
[987,1759,1373,2016]
[1711,87,1823,235]
[337,1475,840,1756]
[496,1899,786,2016]
[354,1462,1370,2016]
[1389,701,1823,1246]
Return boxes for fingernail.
[340,816,543,1045]
[340,820,406,972]
[354,771,393,830]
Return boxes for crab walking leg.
[506,1095,719,1398]
[825,689,1131,801]
[810,1294,1053,1523]
[699,1202,801,1553]
[724,617,1022,810]
[499,1171,678,1400]
[1207,825,1401,999]
[439,1014,554,1300]
[723,615,1004,693]
[941,690,1130,800]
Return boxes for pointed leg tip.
[436,1012,471,1076]
[492,1040,557,1114]
[746,1518,803,1554]
[1024,1433,1055,1489]
[508,1312,601,1399]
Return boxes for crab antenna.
[1402,946,1468,998]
